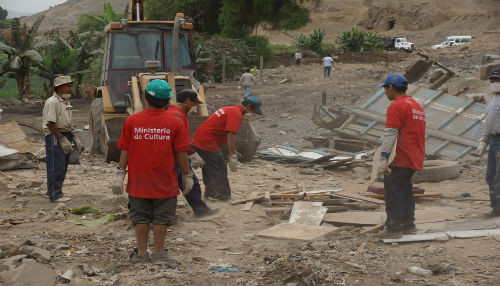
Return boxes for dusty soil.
[1,39,500,285]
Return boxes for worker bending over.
[191,97,263,201]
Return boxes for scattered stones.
[18,244,51,262]
[3,259,56,286]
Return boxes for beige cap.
[53,76,74,87]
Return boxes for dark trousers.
[191,145,231,200]
[486,137,500,212]
[175,163,209,216]
[384,167,416,231]
[45,133,72,201]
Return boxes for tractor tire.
[89,98,103,154]
[412,160,459,183]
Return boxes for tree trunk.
[17,70,31,99]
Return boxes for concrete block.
[18,245,51,261]
[6,259,56,286]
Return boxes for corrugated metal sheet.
[337,85,486,161]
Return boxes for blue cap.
[145,79,174,99]
[242,97,263,115]
[378,74,408,88]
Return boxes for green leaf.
[70,206,101,215]
[0,41,16,54]
[21,50,43,63]
[9,56,21,69]
[75,214,114,227]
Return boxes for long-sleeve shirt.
[482,95,500,142]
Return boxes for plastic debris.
[210,266,241,272]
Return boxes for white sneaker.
[55,196,71,202]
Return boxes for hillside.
[23,0,500,47]
[21,0,128,33]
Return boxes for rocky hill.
[21,0,128,33]
[22,0,500,49]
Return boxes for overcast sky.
[0,0,67,13]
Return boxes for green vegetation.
[294,28,325,53]
[0,16,48,98]
[77,3,124,33]
[145,0,311,38]
[336,28,385,52]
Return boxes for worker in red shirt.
[111,79,193,263]
[375,74,426,238]
[167,89,220,218]
[191,97,263,201]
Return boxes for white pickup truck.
[383,37,415,52]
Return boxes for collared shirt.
[42,93,73,135]
[191,105,244,152]
[239,73,255,87]
[483,94,500,138]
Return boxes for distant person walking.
[295,50,302,65]
[322,54,335,78]
[239,68,256,98]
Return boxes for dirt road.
[1,47,500,285]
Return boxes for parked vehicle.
[446,36,472,43]
[382,36,415,52]
[432,36,471,49]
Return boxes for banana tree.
[0,16,48,98]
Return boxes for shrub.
[294,28,325,53]
[336,28,386,52]
[245,35,274,64]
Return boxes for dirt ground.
[1,45,500,285]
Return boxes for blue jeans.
[384,167,416,231]
[323,66,331,78]
[486,137,500,212]
[175,162,209,216]
[245,86,251,98]
[45,133,72,201]
[192,145,231,201]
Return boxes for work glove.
[189,153,204,169]
[228,153,238,172]
[59,137,73,154]
[182,172,194,195]
[72,135,84,153]
[475,141,488,156]
[112,168,127,195]
[376,157,390,179]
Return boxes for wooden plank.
[289,202,327,226]
[446,228,500,238]
[360,224,384,235]
[383,233,448,243]
[243,192,259,211]
[323,209,457,226]
[326,206,349,213]
[264,192,272,207]
[0,121,34,153]
[362,193,443,198]
[270,193,305,199]
[230,189,300,205]
[256,223,337,241]
[333,193,385,204]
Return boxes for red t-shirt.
[117,109,189,199]
[191,105,243,151]
[385,95,426,170]
[166,105,195,155]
